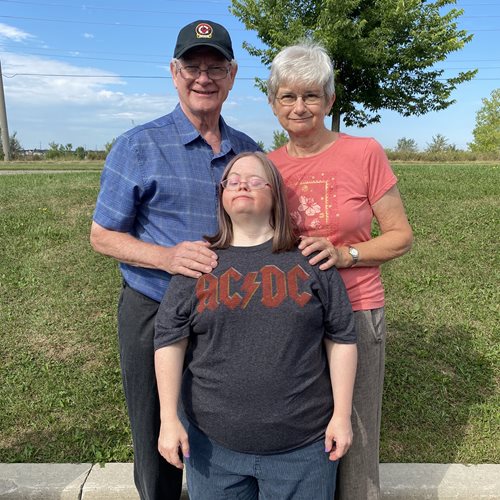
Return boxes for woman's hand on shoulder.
[324,413,353,461]
[298,236,351,270]
[158,417,190,469]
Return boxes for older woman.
[267,42,413,500]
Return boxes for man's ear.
[170,61,178,88]
[228,62,238,90]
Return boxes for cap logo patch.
[196,23,213,39]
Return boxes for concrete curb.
[0,463,498,499]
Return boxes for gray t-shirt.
[155,240,356,454]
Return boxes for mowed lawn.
[0,163,498,464]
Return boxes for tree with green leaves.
[231,0,476,131]
[395,137,419,153]
[256,140,267,152]
[75,146,86,160]
[271,129,289,150]
[104,139,116,156]
[468,89,499,154]
[425,133,455,153]
[0,131,22,160]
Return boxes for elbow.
[89,222,105,254]
[399,226,414,256]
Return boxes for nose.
[195,68,212,84]
[237,180,250,191]
[293,96,307,113]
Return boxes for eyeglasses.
[276,93,325,106]
[221,176,271,191]
[177,65,230,81]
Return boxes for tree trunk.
[331,111,341,132]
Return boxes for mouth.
[192,89,217,96]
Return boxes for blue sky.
[0,0,498,151]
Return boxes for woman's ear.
[326,94,336,114]
[270,98,277,116]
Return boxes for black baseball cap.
[173,20,234,61]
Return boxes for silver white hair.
[267,41,335,102]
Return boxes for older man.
[90,20,260,500]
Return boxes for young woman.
[154,151,357,499]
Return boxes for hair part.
[267,41,335,103]
[205,152,298,252]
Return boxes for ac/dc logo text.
[196,265,312,312]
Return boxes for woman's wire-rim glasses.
[221,176,271,191]
[276,93,325,106]
[177,65,230,80]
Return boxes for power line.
[0,44,263,63]
[2,72,266,80]
[0,0,230,9]
[2,42,498,64]
[0,14,230,29]
[6,50,496,71]
[4,72,498,82]
[1,0,499,11]
[3,50,265,69]
[1,14,499,32]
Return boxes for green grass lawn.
[0,160,103,171]
[0,164,498,464]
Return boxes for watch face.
[349,247,359,261]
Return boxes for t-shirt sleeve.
[364,138,398,205]
[320,268,357,344]
[92,135,144,232]
[154,275,196,350]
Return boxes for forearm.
[324,340,357,417]
[90,221,217,277]
[154,339,188,420]
[90,221,170,271]
[335,227,413,268]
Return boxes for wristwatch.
[348,246,359,266]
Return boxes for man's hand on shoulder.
[165,241,218,278]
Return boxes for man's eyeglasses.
[177,65,230,81]
[276,93,325,106]
[221,176,271,191]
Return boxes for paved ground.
[0,463,499,499]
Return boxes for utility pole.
[0,60,11,161]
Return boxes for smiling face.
[222,155,273,223]
[171,46,237,122]
[271,83,335,139]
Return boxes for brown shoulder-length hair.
[204,151,299,252]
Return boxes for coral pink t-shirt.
[268,133,397,311]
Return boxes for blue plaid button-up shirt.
[93,104,260,301]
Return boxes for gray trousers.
[335,308,386,500]
[118,282,183,500]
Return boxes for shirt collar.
[172,104,233,156]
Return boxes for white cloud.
[83,33,94,39]
[2,52,124,104]
[0,23,34,42]
[1,50,180,148]
[0,44,276,150]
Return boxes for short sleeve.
[364,139,398,206]
[92,135,144,232]
[154,275,196,350]
[320,268,357,344]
